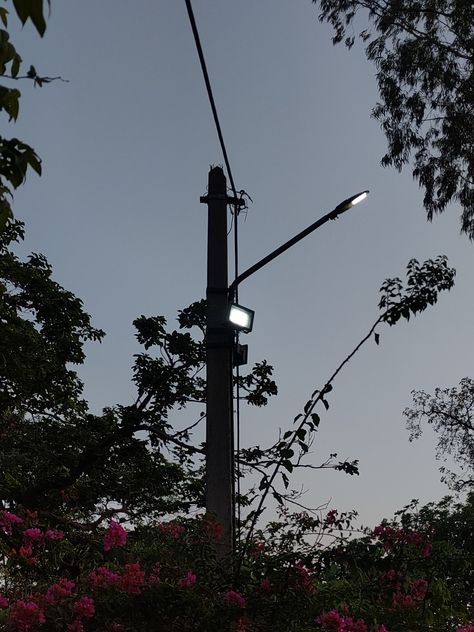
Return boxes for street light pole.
[200,166,368,557]
[200,166,236,556]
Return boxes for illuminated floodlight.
[228,304,254,333]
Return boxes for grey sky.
[10,0,473,526]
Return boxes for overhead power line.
[184,0,238,200]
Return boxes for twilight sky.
[9,0,473,527]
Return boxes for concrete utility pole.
[201,166,234,556]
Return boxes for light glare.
[350,191,368,206]
[229,305,252,329]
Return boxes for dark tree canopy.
[316,0,474,239]
[405,377,474,492]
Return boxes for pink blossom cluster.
[3,521,65,569]
[22,527,43,543]
[45,528,65,540]
[294,560,315,593]
[88,566,122,589]
[371,525,431,556]
[88,562,145,595]
[456,625,474,632]
[177,570,197,588]
[120,563,146,594]
[158,521,185,539]
[8,600,46,632]
[223,590,246,608]
[103,520,127,552]
[66,595,96,632]
[317,610,368,632]
[4,577,96,632]
[46,578,75,605]
[73,595,95,619]
[0,510,23,535]
[392,578,428,609]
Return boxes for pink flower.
[73,595,95,620]
[295,560,315,592]
[0,594,9,608]
[376,626,390,632]
[317,610,367,632]
[8,600,46,631]
[158,521,185,539]
[67,620,84,632]
[120,563,145,595]
[103,521,127,552]
[46,578,75,605]
[223,590,246,609]
[410,578,428,601]
[0,510,23,535]
[178,570,197,588]
[45,529,65,540]
[22,528,43,543]
[88,566,121,589]
[317,610,344,631]
[456,626,474,632]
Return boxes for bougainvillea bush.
[0,495,472,632]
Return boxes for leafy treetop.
[316,0,474,239]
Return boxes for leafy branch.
[237,256,455,570]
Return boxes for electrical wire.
[184,0,238,200]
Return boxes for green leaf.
[0,8,8,27]
[311,413,320,427]
[0,87,21,121]
[273,491,283,505]
[12,0,47,36]
[0,204,11,232]
[11,53,21,78]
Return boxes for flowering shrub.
[0,497,471,631]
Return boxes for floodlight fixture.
[228,304,254,333]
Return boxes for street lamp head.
[334,190,370,214]
[349,190,369,206]
[228,304,254,333]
